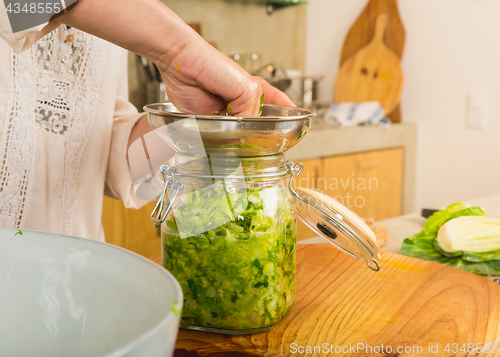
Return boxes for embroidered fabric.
[62,33,109,234]
[0,48,35,228]
[35,107,70,135]
[0,26,109,230]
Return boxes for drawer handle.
[357,159,379,170]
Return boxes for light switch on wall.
[467,90,489,129]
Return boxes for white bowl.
[0,228,183,357]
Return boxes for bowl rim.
[0,228,183,357]
[143,103,316,122]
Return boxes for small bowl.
[0,229,182,357]
[144,103,316,157]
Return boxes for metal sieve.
[143,103,316,157]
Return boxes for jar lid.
[291,185,380,271]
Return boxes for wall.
[129,0,307,109]
[306,0,500,210]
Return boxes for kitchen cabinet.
[295,147,404,240]
[321,148,403,220]
[102,197,161,257]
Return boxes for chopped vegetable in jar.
[162,184,296,331]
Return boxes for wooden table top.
[151,243,500,357]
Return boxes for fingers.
[165,41,264,116]
[161,68,226,115]
[254,76,296,107]
[222,75,263,117]
[162,38,294,117]
[224,75,296,116]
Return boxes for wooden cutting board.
[339,0,405,67]
[151,243,500,357]
[334,14,404,116]
[336,0,405,122]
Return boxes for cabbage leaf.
[399,203,500,276]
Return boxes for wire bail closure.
[151,164,184,227]
[286,161,303,197]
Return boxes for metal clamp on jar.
[144,103,380,335]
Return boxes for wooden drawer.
[320,148,403,221]
[102,197,161,257]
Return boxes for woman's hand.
[158,36,294,116]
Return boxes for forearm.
[128,114,151,151]
[54,0,198,70]
[55,0,293,117]
[126,114,176,200]
[53,0,260,115]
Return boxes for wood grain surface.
[337,0,405,123]
[334,14,404,116]
[102,197,161,257]
[151,243,500,357]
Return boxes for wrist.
[154,32,205,74]
[53,0,200,72]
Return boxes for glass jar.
[154,154,296,334]
[145,102,380,335]
[152,153,380,335]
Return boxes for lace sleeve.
[104,50,149,209]
[0,1,61,52]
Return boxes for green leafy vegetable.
[421,202,470,234]
[399,202,500,275]
[203,143,259,151]
[259,94,265,116]
[171,301,182,316]
[162,184,296,330]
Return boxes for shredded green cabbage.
[259,94,265,116]
[162,184,296,331]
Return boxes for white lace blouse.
[0,22,147,241]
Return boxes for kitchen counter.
[286,122,417,214]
